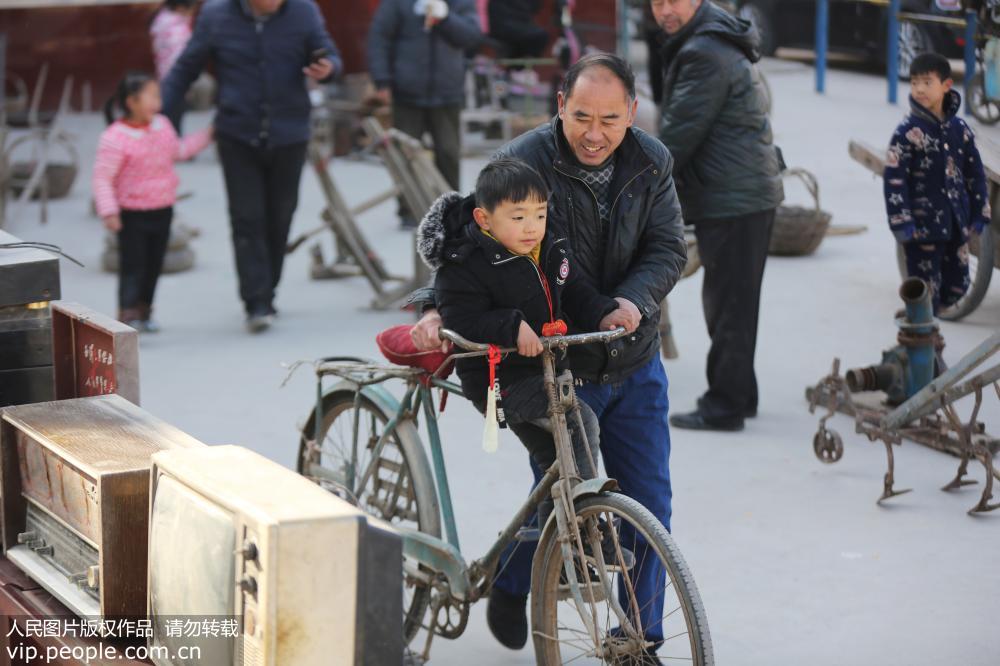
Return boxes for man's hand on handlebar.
[599,297,641,334]
[411,309,448,352]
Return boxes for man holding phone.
[163,0,341,332]
[367,0,482,228]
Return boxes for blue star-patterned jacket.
[883,91,990,244]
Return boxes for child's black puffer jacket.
[420,192,617,404]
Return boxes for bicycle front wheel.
[531,493,713,665]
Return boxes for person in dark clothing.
[884,53,990,314]
[161,0,341,332]
[422,159,621,529]
[486,0,549,59]
[367,0,482,228]
[642,3,666,104]
[410,54,687,659]
[652,0,784,432]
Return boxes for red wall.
[0,0,615,111]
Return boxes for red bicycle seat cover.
[376,324,454,379]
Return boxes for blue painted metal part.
[816,0,829,93]
[398,527,470,599]
[420,384,461,551]
[965,11,978,116]
[888,0,901,104]
[846,278,938,405]
[899,277,936,397]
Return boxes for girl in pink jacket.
[150,0,197,81]
[92,71,212,331]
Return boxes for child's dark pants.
[475,373,601,529]
[903,235,971,313]
[118,207,173,315]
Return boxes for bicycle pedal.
[556,579,607,603]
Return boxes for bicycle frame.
[306,328,638,657]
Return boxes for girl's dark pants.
[118,207,173,314]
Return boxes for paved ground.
[4,56,999,665]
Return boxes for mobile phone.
[310,48,328,65]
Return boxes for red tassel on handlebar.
[542,319,567,337]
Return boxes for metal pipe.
[965,10,978,117]
[888,0,900,104]
[846,364,899,393]
[816,0,829,94]
[899,277,933,326]
[898,278,936,394]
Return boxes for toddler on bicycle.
[884,52,990,314]
[418,159,619,524]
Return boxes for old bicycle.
[293,327,713,664]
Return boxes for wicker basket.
[769,168,832,256]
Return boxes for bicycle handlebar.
[439,327,628,353]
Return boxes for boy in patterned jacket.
[884,53,990,314]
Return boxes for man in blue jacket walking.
[162,0,341,332]
[367,0,481,228]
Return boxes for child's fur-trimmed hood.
[417,191,474,271]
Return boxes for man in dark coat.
[652,0,784,431]
[367,0,482,227]
[411,53,687,658]
[163,0,341,332]
[486,0,548,59]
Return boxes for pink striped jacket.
[92,115,212,218]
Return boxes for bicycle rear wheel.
[298,387,440,643]
[531,493,713,665]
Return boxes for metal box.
[0,394,205,619]
[0,230,60,307]
[0,229,61,407]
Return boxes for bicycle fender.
[325,379,402,413]
[398,527,471,600]
[571,478,619,503]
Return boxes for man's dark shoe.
[743,406,757,418]
[486,587,528,650]
[669,410,744,432]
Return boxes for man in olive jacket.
[653,0,784,431]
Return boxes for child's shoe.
[138,304,161,333]
[118,308,145,331]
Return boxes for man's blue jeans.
[492,354,673,644]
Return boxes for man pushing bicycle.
[410,52,688,663]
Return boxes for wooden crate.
[51,302,139,405]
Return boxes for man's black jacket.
[422,193,617,403]
[418,118,687,385]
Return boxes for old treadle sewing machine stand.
[806,277,1000,513]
